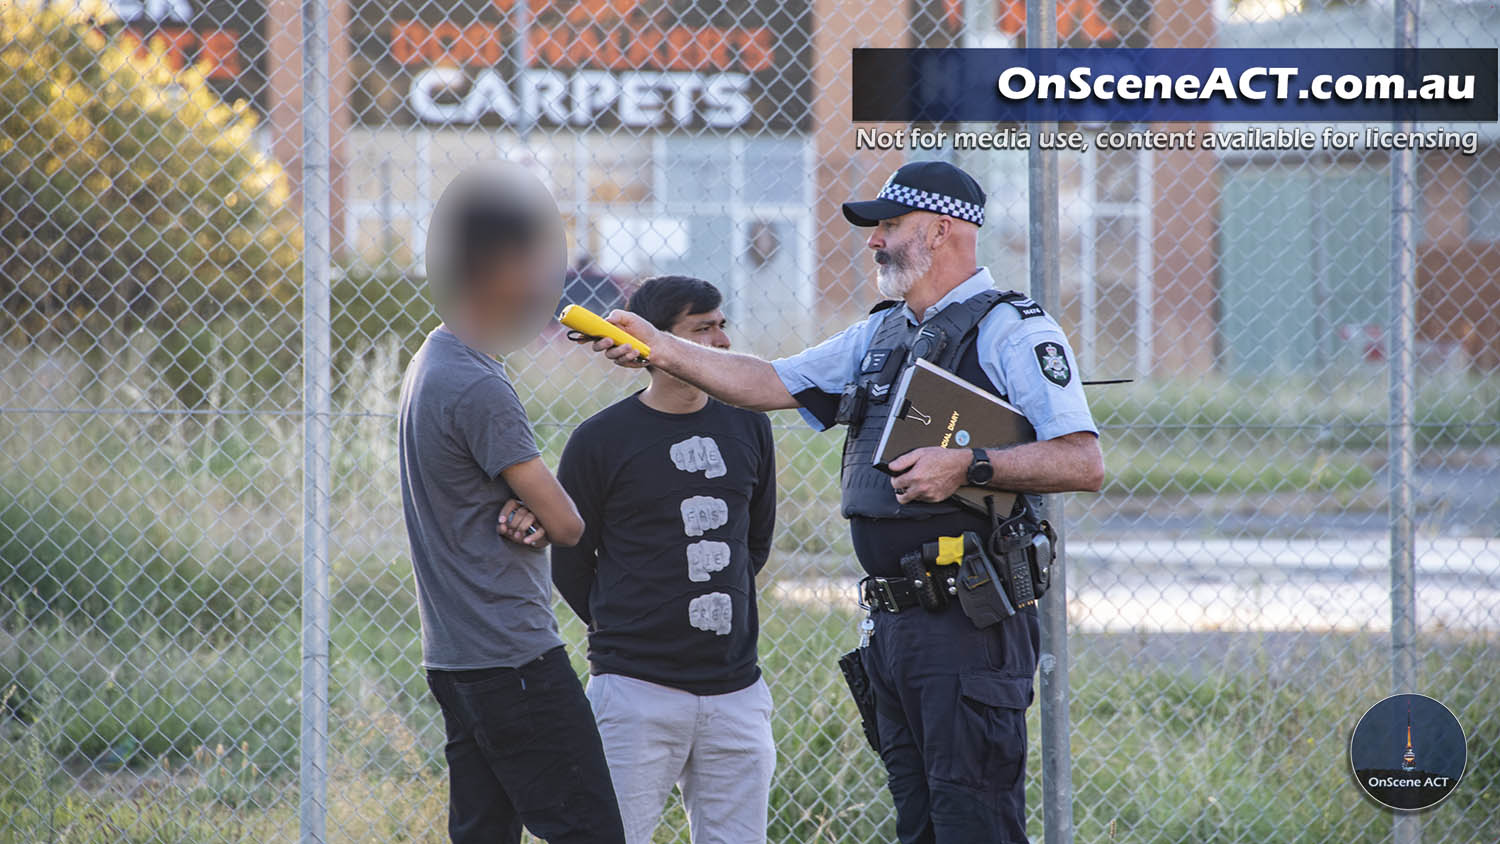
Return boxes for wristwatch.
[966,447,993,486]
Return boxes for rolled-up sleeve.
[979,317,1099,441]
[771,317,876,431]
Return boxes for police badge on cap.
[842,160,987,228]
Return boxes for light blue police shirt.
[771,268,1099,441]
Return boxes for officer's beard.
[875,240,932,300]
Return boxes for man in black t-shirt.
[554,276,777,844]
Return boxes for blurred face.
[465,248,545,334]
[458,233,566,353]
[667,307,731,350]
[867,212,934,299]
[425,162,566,354]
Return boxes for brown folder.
[873,358,1035,514]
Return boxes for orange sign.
[389,22,507,66]
[995,0,1118,43]
[387,0,775,73]
[118,25,246,79]
[528,23,774,73]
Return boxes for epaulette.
[1001,293,1045,319]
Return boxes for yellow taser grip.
[558,304,651,359]
[935,535,966,566]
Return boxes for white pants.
[586,673,776,844]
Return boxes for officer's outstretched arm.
[586,310,800,412]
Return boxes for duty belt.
[859,576,927,614]
[861,527,1053,628]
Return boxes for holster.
[951,532,1017,628]
[838,649,880,753]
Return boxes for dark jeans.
[863,603,1040,844]
[426,646,626,844]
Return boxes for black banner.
[852,48,1499,123]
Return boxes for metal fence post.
[1389,0,1420,842]
[300,0,333,837]
[1025,5,1073,841]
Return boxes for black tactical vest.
[839,289,1038,520]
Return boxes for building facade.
[96,0,1497,371]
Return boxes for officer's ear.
[926,215,951,250]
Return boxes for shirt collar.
[900,267,996,325]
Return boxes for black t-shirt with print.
[553,393,776,696]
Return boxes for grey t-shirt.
[398,326,562,669]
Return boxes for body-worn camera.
[909,324,948,363]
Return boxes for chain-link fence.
[2,0,1497,841]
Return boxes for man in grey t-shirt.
[399,175,624,844]
[400,325,561,668]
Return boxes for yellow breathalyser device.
[558,304,651,359]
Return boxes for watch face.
[969,459,993,485]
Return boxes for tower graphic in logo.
[1350,692,1466,812]
[1401,704,1417,772]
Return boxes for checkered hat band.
[876,182,985,226]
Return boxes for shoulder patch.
[1007,297,1045,319]
[1034,341,1072,387]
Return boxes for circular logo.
[954,429,971,446]
[1349,693,1466,812]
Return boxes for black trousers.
[426,646,626,844]
[863,603,1040,844]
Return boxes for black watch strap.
[968,447,993,485]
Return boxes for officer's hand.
[888,447,971,504]
[575,310,659,369]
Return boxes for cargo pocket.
[950,671,1032,791]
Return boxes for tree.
[0,2,301,406]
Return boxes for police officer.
[581,160,1103,844]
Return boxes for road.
[769,534,1500,633]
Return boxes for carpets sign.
[351,0,812,131]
